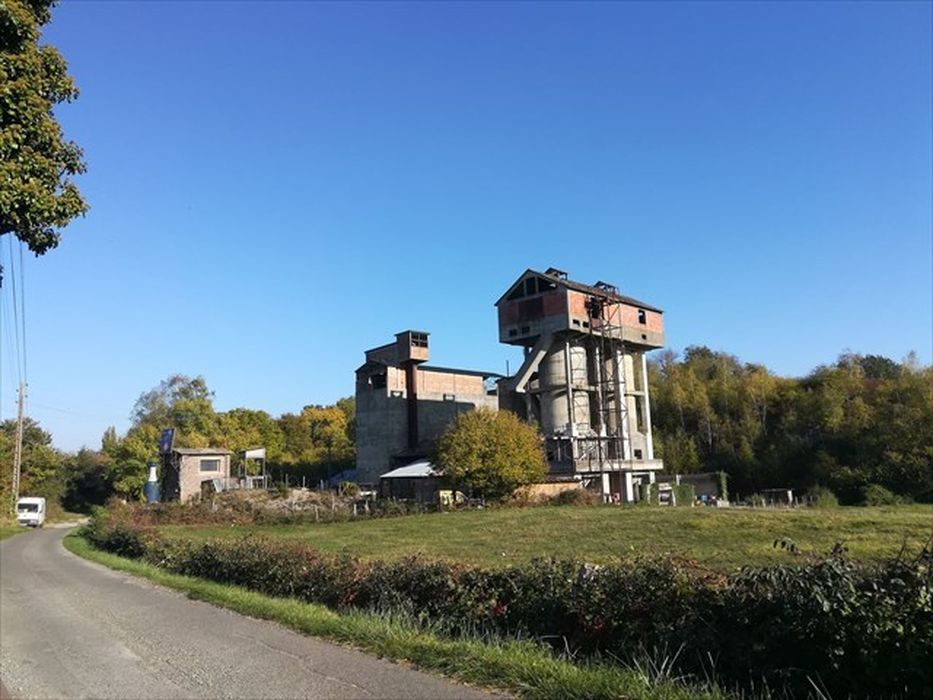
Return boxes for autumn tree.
[1,0,88,257]
[435,408,547,500]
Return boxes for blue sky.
[1,1,930,451]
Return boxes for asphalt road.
[0,528,492,699]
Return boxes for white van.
[16,497,46,528]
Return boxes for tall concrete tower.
[496,267,665,502]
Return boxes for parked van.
[16,497,46,528]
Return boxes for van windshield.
[17,503,39,513]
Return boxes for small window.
[508,328,518,337]
[410,332,428,348]
[520,325,530,334]
[200,459,220,473]
[641,334,647,340]
[637,309,647,324]
[372,373,387,389]
[633,449,643,460]
[582,321,589,329]
[572,319,581,327]
[443,393,456,402]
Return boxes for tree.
[1,0,88,257]
[0,417,63,504]
[435,408,547,500]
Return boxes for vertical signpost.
[157,428,175,500]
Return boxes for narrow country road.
[0,528,492,699]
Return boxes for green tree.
[102,375,219,498]
[435,408,547,500]
[0,417,63,505]
[1,0,88,257]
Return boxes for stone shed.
[162,447,233,502]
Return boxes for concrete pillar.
[601,472,611,501]
[641,353,655,460]
[623,472,635,503]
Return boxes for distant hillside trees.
[650,349,933,503]
[101,374,356,498]
[0,417,63,505]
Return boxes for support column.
[623,472,635,503]
[641,353,655,460]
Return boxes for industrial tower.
[496,267,665,502]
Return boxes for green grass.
[0,524,26,541]
[64,533,723,700]
[160,504,933,570]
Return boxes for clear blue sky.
[1,1,930,451]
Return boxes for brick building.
[161,447,233,502]
[354,331,500,486]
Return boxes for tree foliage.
[1,0,88,255]
[0,416,63,504]
[101,374,356,498]
[435,408,547,500]
[651,349,933,503]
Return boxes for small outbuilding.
[379,460,445,503]
[162,447,233,502]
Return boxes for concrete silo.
[496,267,665,502]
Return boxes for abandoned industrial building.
[355,331,500,485]
[355,267,666,502]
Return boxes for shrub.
[83,507,933,698]
[807,485,840,508]
[671,483,695,507]
[338,481,361,498]
[549,488,601,507]
[638,483,659,505]
[861,484,900,506]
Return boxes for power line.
[18,240,26,384]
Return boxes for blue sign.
[159,428,175,455]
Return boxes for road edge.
[61,533,719,700]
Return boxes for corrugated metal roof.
[173,448,233,455]
[379,460,437,479]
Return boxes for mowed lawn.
[159,504,933,571]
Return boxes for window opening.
[200,459,220,473]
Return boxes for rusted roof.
[494,268,663,313]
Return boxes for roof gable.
[495,267,663,313]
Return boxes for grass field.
[161,504,933,570]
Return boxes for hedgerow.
[81,509,932,698]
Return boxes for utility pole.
[11,382,26,515]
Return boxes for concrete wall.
[177,454,231,502]
[355,365,498,486]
